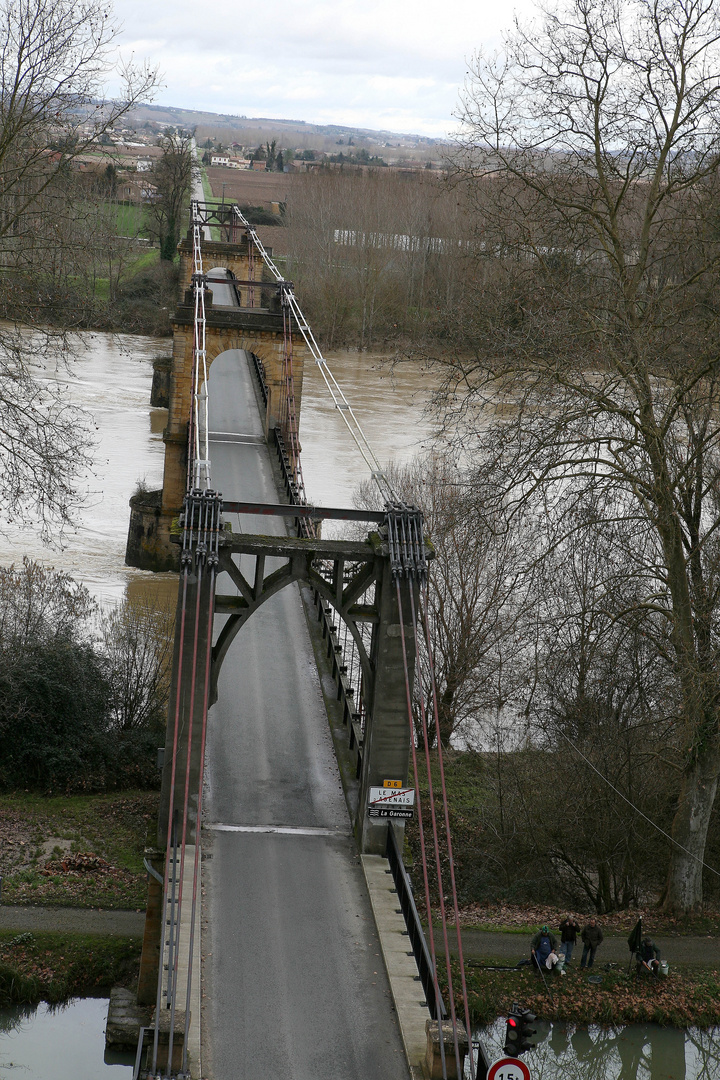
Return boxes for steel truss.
[212,531,385,706]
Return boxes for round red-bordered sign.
[487,1057,531,1080]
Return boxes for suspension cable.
[230,203,397,503]
[395,578,449,1079]
[416,585,476,1080]
[182,554,218,1073]
[152,554,191,1073]
[190,200,211,491]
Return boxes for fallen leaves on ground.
[440,902,720,936]
[450,961,720,1028]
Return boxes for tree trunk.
[664,743,720,911]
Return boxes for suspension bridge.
[120,201,482,1080]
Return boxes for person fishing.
[531,924,558,972]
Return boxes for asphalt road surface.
[202,350,410,1080]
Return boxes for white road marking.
[207,822,348,837]
[209,431,266,444]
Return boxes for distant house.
[136,158,153,172]
[211,155,231,166]
[121,178,158,203]
[250,159,266,171]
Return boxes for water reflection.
[476,1019,720,1080]
[0,997,132,1077]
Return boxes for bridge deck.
[201,349,410,1080]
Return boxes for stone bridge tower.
[127,232,309,571]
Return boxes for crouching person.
[636,936,661,976]
[531,925,558,973]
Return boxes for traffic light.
[503,1004,537,1056]
[503,1010,521,1056]
[517,1008,537,1054]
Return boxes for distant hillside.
[125,102,449,157]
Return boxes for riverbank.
[0,791,158,910]
[1,900,717,1028]
[443,957,720,1028]
[0,930,140,1007]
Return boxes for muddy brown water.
[0,998,134,1077]
[0,336,435,601]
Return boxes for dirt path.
[0,903,145,937]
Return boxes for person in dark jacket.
[531,925,558,971]
[580,918,603,969]
[559,916,580,964]
[636,936,661,975]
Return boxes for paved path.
[0,904,145,936]
[1,902,712,969]
[437,927,717,968]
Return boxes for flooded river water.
[0,997,133,1078]
[0,335,436,598]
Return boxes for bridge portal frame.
[211,525,426,855]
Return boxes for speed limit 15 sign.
[487,1057,531,1080]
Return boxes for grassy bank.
[0,791,158,910]
[442,960,720,1029]
[0,931,140,1006]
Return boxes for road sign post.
[367,785,415,819]
[487,1057,531,1080]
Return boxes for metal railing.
[386,822,446,1021]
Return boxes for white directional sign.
[368,786,415,819]
[487,1058,531,1080]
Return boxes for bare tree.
[0,0,157,259]
[0,0,158,533]
[147,133,197,260]
[287,168,470,349]
[444,0,720,910]
[358,454,526,747]
[101,590,175,733]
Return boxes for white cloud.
[108,0,537,138]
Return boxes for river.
[0,335,437,597]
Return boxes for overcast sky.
[110,0,536,140]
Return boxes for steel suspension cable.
[399,580,462,1079]
[230,204,397,503]
[190,200,211,492]
[393,576,448,1078]
[166,532,206,1075]
[419,583,477,1079]
[152,557,190,1074]
[182,557,218,1074]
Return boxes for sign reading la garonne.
[368,786,415,819]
